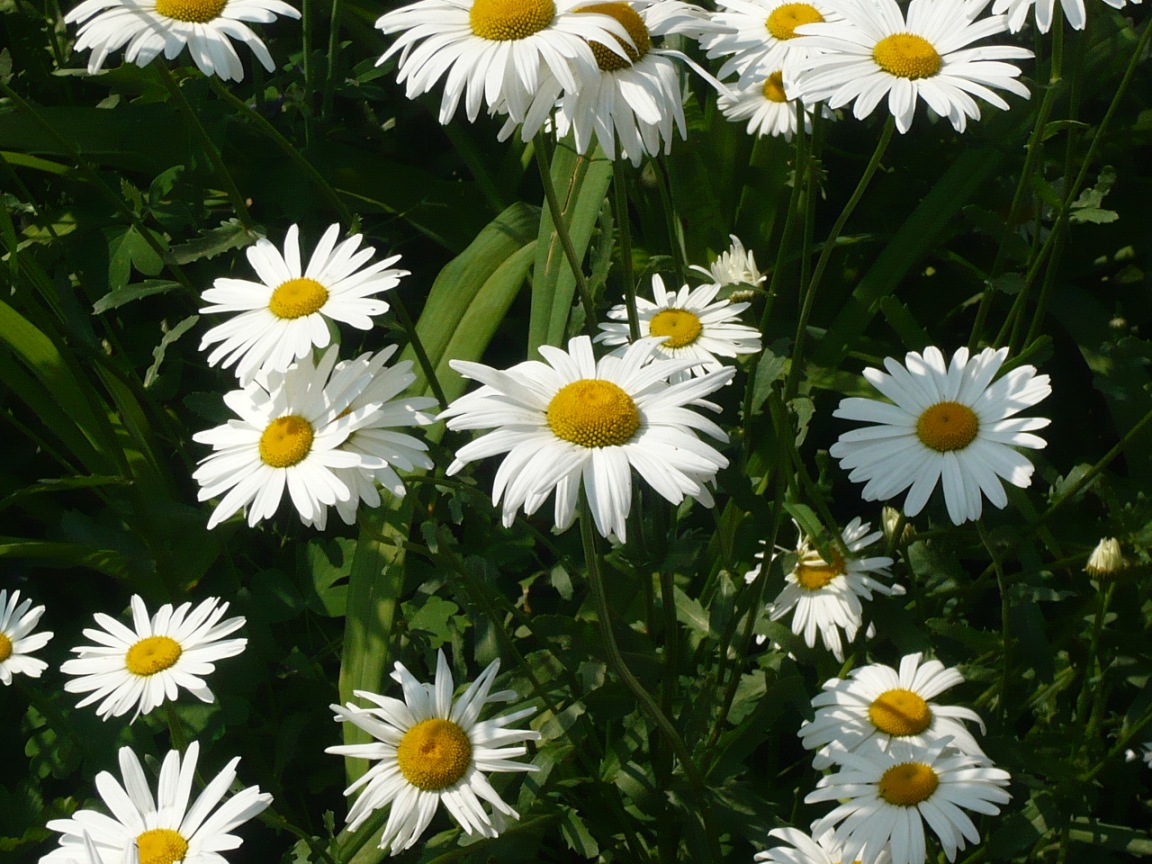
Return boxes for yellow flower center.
[396,718,473,790]
[469,0,556,40]
[648,308,703,348]
[136,828,189,864]
[268,277,329,320]
[794,550,844,591]
[259,415,315,468]
[872,33,941,80]
[154,0,226,22]
[576,2,651,71]
[762,70,788,103]
[916,401,979,452]
[868,688,933,736]
[125,636,182,676]
[547,379,641,448]
[766,2,824,40]
[0,633,12,662]
[878,761,939,806]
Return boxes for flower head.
[689,234,767,289]
[830,346,1051,525]
[199,224,403,385]
[991,0,1139,34]
[441,335,733,540]
[1085,537,1125,578]
[595,275,761,381]
[42,741,270,864]
[755,826,891,864]
[718,69,823,141]
[700,0,840,86]
[61,595,246,722]
[327,651,539,855]
[0,589,53,685]
[64,0,299,80]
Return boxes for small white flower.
[700,0,839,86]
[1125,743,1152,767]
[0,589,53,685]
[60,595,246,722]
[327,651,539,855]
[991,0,1141,34]
[755,826,891,864]
[718,69,820,141]
[42,741,270,864]
[689,234,767,289]
[1085,537,1125,578]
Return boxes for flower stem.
[612,158,640,341]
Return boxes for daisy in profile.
[0,589,53,685]
[830,346,1051,525]
[200,224,403,385]
[689,234,767,290]
[193,347,384,529]
[700,0,839,86]
[64,0,299,81]
[300,346,438,530]
[327,651,539,855]
[42,741,270,864]
[718,68,816,141]
[790,0,1032,133]
[799,653,987,769]
[595,275,761,381]
[992,0,1139,34]
[756,826,890,864]
[60,595,246,722]
[757,518,902,662]
[375,0,634,133]
[441,335,733,540]
[806,738,1011,864]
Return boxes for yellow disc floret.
[125,636,183,676]
[0,633,12,662]
[576,2,650,71]
[547,379,641,448]
[469,0,556,40]
[136,829,189,864]
[766,3,824,40]
[869,688,933,736]
[649,308,703,348]
[916,401,979,452]
[872,33,942,79]
[154,0,226,22]
[762,70,789,103]
[878,761,939,806]
[268,277,329,320]
[396,718,473,790]
[259,415,315,468]
[794,550,845,591]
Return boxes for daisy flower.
[594,274,762,381]
[1085,536,1125,578]
[799,653,987,769]
[1126,743,1152,767]
[718,69,817,141]
[60,595,246,722]
[199,224,403,385]
[688,233,767,289]
[992,0,1140,34]
[42,741,270,864]
[440,335,733,541]
[790,0,1033,134]
[375,0,635,132]
[830,346,1051,526]
[64,0,299,81]
[192,347,384,529]
[806,738,1011,864]
[299,346,438,530]
[327,650,539,855]
[700,0,839,86]
[755,826,890,864]
[0,589,53,685]
[758,517,903,662]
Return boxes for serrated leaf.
[558,806,599,858]
[144,314,198,388]
[404,595,460,645]
[673,585,709,636]
[749,349,787,414]
[170,219,257,264]
[93,279,182,314]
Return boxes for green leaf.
[748,348,787,414]
[558,806,599,858]
[106,225,167,290]
[92,279,183,314]
[1069,165,1118,225]
[144,314,199,387]
[0,151,69,175]
[170,218,257,264]
[404,595,461,645]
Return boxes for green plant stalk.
[654,155,687,284]
[154,61,254,230]
[612,158,640,341]
[534,133,597,330]
[978,521,1012,725]
[1076,579,1115,740]
[321,0,342,117]
[785,116,894,401]
[390,292,448,411]
[301,0,315,146]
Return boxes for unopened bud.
[1085,537,1125,578]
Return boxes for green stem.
[155,61,254,230]
[978,521,1012,725]
[654,155,687,284]
[301,0,315,146]
[389,292,448,411]
[321,0,342,117]
[612,158,640,341]
[1076,580,1115,742]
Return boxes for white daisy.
[790,0,1032,134]
[688,233,767,289]
[440,335,733,541]
[758,517,903,662]
[64,0,299,81]
[375,0,634,132]
[0,589,53,685]
[718,68,830,141]
[326,650,539,855]
[806,738,1011,864]
[699,0,839,86]
[830,345,1051,526]
[1125,743,1152,767]
[799,653,987,769]
[299,346,439,530]
[42,741,270,864]
[594,274,762,381]
[1085,536,1125,577]
[60,595,246,722]
[992,0,1141,34]
[755,826,890,864]
[192,347,382,529]
[199,224,404,385]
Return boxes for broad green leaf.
[170,218,257,264]
[0,150,69,175]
